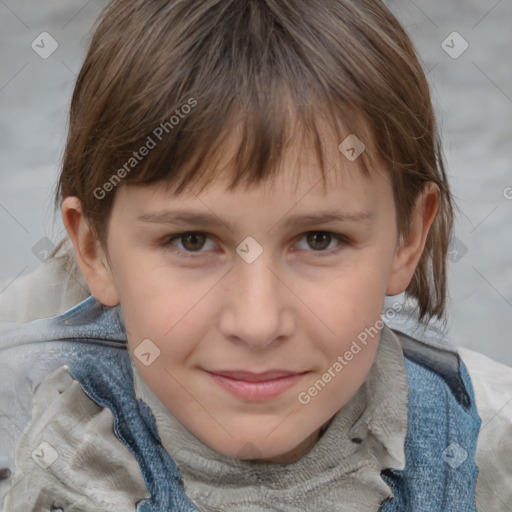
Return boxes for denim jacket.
[0,293,483,511]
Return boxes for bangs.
[119,87,376,199]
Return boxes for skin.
[62,129,439,466]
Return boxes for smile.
[205,371,309,400]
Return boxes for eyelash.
[160,231,350,258]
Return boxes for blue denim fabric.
[67,343,199,512]
[0,295,129,504]
[1,295,481,511]
[380,357,481,511]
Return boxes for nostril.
[0,467,11,480]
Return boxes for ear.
[386,182,440,296]
[61,197,119,306]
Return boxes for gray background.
[0,0,511,364]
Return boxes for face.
[65,129,434,465]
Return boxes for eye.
[161,231,348,257]
[162,232,216,255]
[294,232,348,255]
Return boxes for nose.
[218,256,295,350]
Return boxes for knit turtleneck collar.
[129,324,408,511]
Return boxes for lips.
[207,370,306,381]
[205,369,309,400]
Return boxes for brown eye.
[163,232,215,254]
[294,231,348,256]
[306,232,334,251]
[180,233,207,251]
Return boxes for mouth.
[205,369,309,400]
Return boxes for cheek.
[122,283,212,381]
[125,306,200,362]
[308,262,389,330]
[298,334,379,416]
[110,249,202,329]
[305,267,387,386]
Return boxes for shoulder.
[0,238,89,323]
[458,348,512,510]
[393,328,473,410]
[1,364,149,511]
[391,328,512,510]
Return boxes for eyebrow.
[137,208,376,231]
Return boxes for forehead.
[117,147,392,229]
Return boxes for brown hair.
[54,0,454,324]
